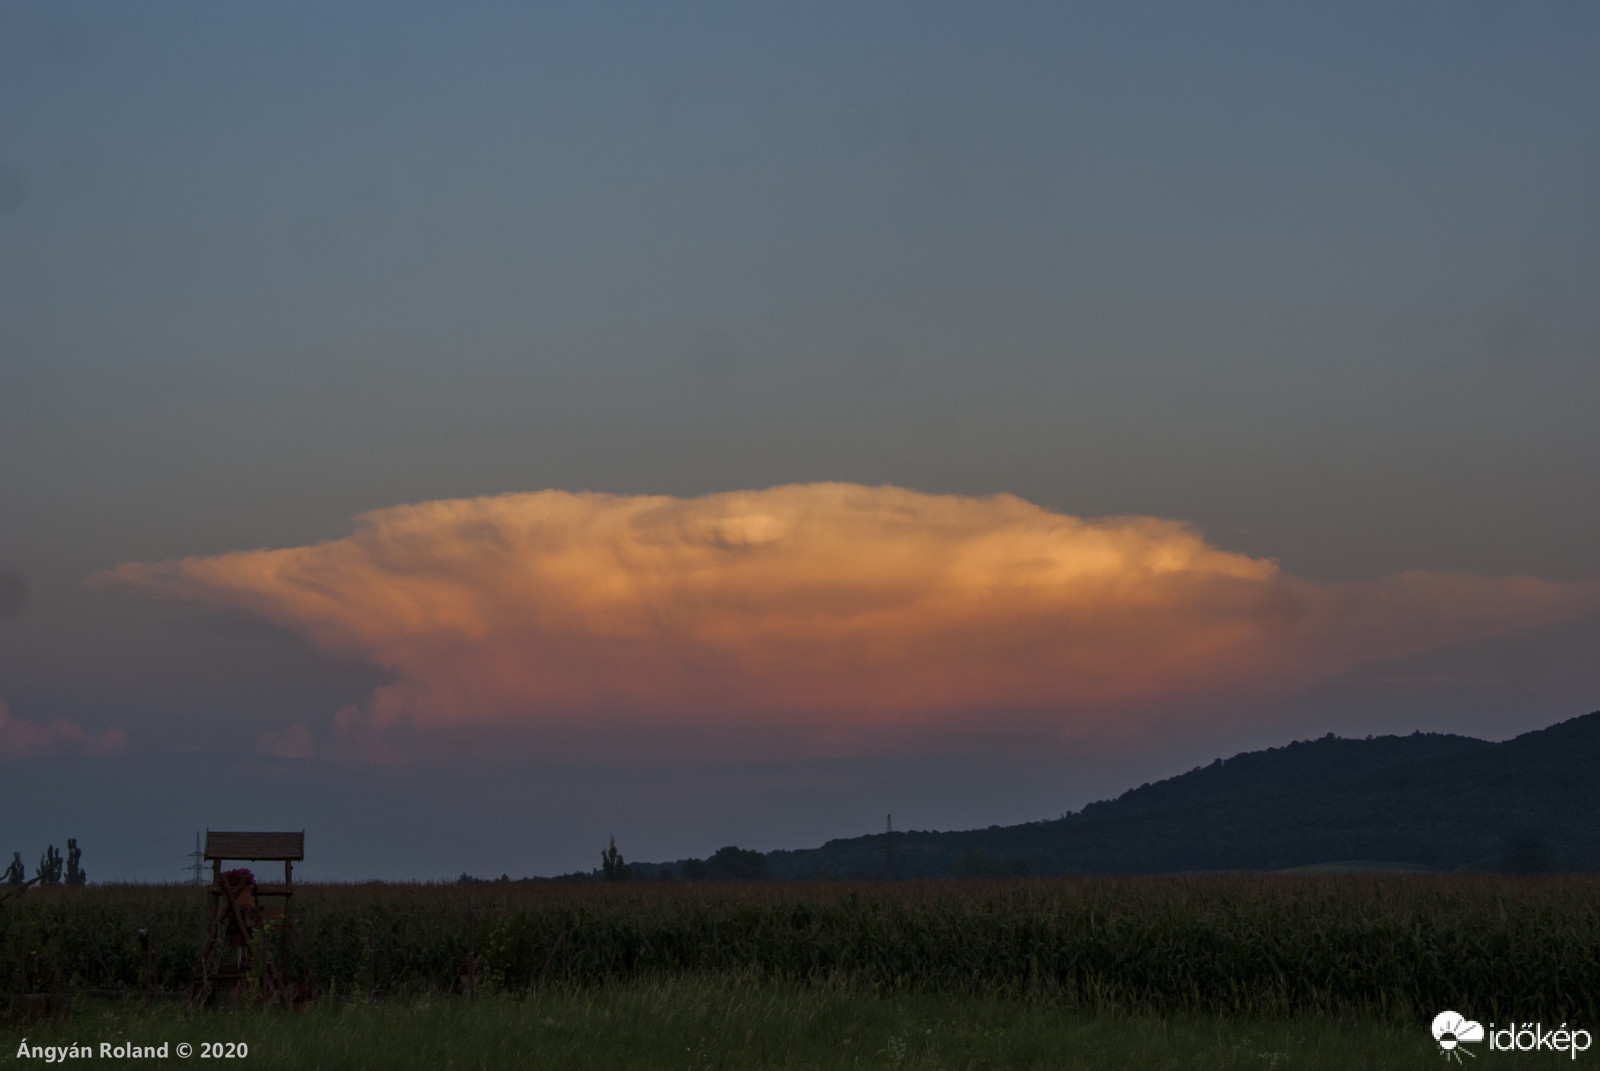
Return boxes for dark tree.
[679,858,707,881]
[704,845,767,881]
[65,838,86,886]
[601,835,629,881]
[3,853,23,884]
[36,844,63,886]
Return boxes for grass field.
[7,875,1599,1020]
[4,875,1597,1067]
[6,977,1466,1070]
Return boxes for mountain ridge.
[629,710,1600,879]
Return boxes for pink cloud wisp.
[0,696,128,760]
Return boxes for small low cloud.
[99,483,1600,756]
[0,695,128,760]
[257,723,317,760]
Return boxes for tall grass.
[4,875,1596,1020]
[7,980,1441,1071]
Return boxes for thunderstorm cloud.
[100,484,1599,751]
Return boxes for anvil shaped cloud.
[101,484,1597,748]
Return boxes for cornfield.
[3,875,1596,1021]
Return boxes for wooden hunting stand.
[191,831,303,1005]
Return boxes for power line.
[187,831,206,885]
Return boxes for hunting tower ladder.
[191,830,304,1005]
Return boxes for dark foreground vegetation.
[6,979,1443,1071]
[5,875,1598,1023]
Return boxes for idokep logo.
[1432,1010,1595,1062]
[1433,1011,1485,1062]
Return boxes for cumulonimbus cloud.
[98,484,1598,749]
[0,696,128,760]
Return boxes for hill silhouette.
[636,710,1600,879]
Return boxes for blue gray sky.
[2,2,1598,880]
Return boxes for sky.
[2,2,1599,881]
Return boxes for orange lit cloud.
[100,484,1598,750]
[0,695,128,760]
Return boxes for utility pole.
[885,813,894,880]
[187,831,205,885]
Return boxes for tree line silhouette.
[4,838,87,886]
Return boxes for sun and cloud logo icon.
[1433,1011,1485,1062]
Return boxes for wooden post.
[210,857,221,958]
[282,858,293,984]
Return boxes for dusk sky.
[3,2,1599,881]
